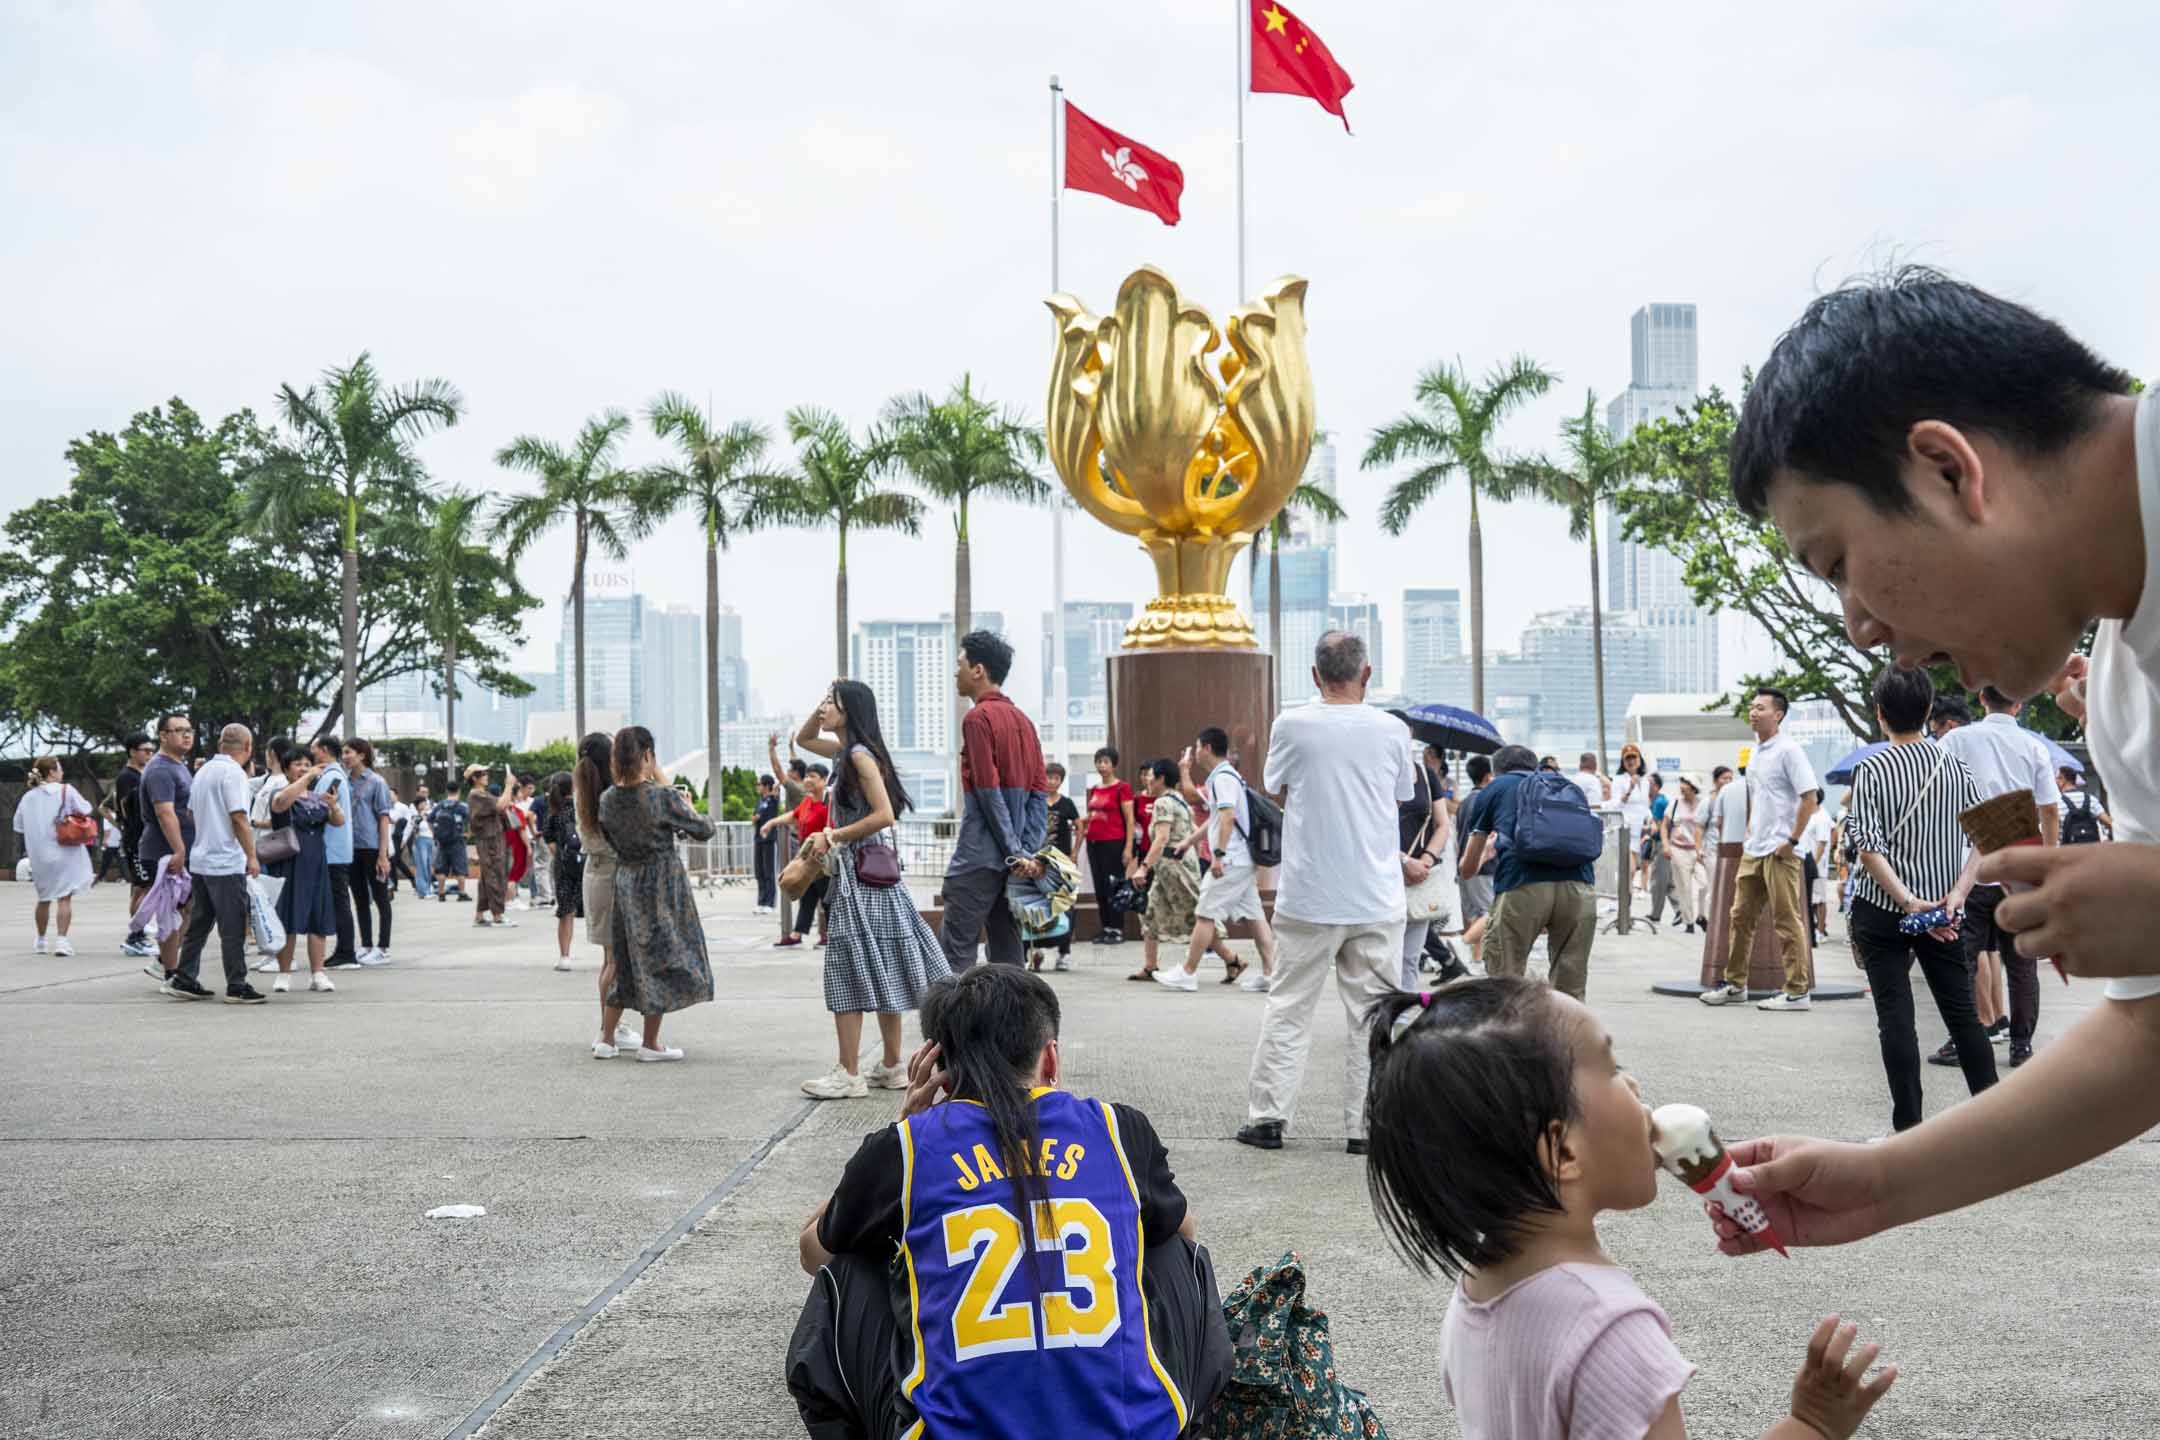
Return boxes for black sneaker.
[1235,1120,1284,1151]
[324,954,362,969]
[160,972,212,1001]
[1926,1039,1959,1067]
[1987,1018,2011,1045]
[1345,1138,1368,1156]
[456,893,472,903]
[2009,1045,2033,1068]
[223,984,269,1005]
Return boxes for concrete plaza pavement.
[4,876,2158,1438]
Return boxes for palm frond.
[1378,463,1457,536]
[852,491,924,535]
[495,435,568,478]
[490,490,559,554]
[379,377,464,440]
[1361,413,1455,471]
[1286,479,1346,523]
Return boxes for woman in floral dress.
[598,725,715,1063]
[1128,758,1202,983]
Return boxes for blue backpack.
[1510,772,1605,868]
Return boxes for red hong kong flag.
[1250,0,1355,131]
[1064,100,1183,227]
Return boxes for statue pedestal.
[1106,649,1277,795]
[1650,844,1863,1002]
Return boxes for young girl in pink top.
[1364,978,1898,1439]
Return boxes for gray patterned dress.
[823,745,951,1015]
[599,781,716,1016]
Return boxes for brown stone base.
[1698,845,1816,992]
[1104,648,1277,791]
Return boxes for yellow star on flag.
[1261,4,1289,34]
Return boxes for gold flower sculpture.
[1045,265,1316,650]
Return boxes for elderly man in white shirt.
[1935,686,2061,1067]
[1701,689,1819,1011]
[1236,631,1416,1157]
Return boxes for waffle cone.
[1959,789,2041,855]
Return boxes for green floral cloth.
[1142,792,1203,943]
[1197,1251,1388,1440]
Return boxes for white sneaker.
[1697,982,1746,1007]
[512,899,532,911]
[802,1065,869,1099]
[359,948,394,967]
[52,936,73,957]
[251,956,278,972]
[272,973,291,993]
[1053,955,1073,972]
[554,957,573,971]
[591,1041,620,1059]
[614,1025,644,1053]
[494,917,518,928]
[1152,967,1199,993]
[865,1062,909,1090]
[33,938,47,955]
[1757,992,1813,1012]
[309,973,335,993]
[143,961,167,981]
[1238,970,1274,993]
[637,1045,686,1063]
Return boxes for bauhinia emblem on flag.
[1063,100,1184,226]
[1250,0,1354,130]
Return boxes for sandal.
[1127,968,1156,982]
[1029,952,1045,972]
[1221,956,1246,986]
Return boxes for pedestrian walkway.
[1,885,2149,1438]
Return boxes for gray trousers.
[178,872,250,990]
[939,866,1022,968]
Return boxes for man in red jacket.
[941,630,1049,968]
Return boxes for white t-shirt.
[1262,702,1417,925]
[1203,763,1251,868]
[1569,771,1607,810]
[2094,390,2160,1003]
[1741,732,1818,859]
[1800,807,1833,864]
[188,754,253,877]
[1708,780,1748,849]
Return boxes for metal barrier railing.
[683,822,759,891]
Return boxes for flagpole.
[1049,74,1071,793]
[1234,0,1247,298]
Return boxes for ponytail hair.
[610,725,655,788]
[575,731,613,833]
[919,966,1062,1276]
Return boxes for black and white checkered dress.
[822,748,951,1015]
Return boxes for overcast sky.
[5,0,2155,723]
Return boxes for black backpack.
[1223,769,1284,868]
[2062,791,2103,845]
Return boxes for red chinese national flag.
[1063,101,1183,226]
[1250,0,1354,130]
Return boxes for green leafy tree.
[1363,357,1557,713]
[1515,391,1636,763]
[243,353,462,736]
[743,408,925,676]
[640,394,792,815]
[494,412,644,739]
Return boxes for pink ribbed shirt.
[1440,1262,1696,1440]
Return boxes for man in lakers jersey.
[788,966,1231,1438]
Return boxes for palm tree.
[742,408,924,676]
[1252,480,1349,662]
[1516,392,1635,764]
[877,375,1049,640]
[419,489,489,772]
[1362,356,1556,713]
[493,412,643,738]
[243,353,462,736]
[640,394,791,817]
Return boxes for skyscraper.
[550,579,707,763]
[1603,303,1719,692]
[1251,544,1331,699]
[850,612,1006,754]
[1040,600,1132,742]
[1327,595,1384,689]
[1401,587,1463,700]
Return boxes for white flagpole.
[1049,76,1071,794]
[1235,0,1247,299]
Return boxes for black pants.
[1087,837,1129,937]
[1851,897,1998,1132]
[327,862,356,961]
[795,875,830,938]
[349,849,393,950]
[757,833,779,909]
[940,865,1022,968]
[1963,886,2038,1049]
[177,872,250,991]
[787,1238,1231,1440]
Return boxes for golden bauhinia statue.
[1045,265,1315,650]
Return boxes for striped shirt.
[1845,739,1981,912]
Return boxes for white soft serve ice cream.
[1650,1102,1719,1170]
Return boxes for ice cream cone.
[1652,1103,1788,1257]
[1957,790,2067,985]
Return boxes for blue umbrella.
[1825,741,1889,785]
[2040,735,2085,775]
[1391,702,1505,755]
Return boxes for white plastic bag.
[245,875,286,952]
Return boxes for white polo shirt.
[1741,732,1818,860]
[1939,712,2062,807]
[2094,390,2160,1004]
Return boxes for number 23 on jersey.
[941,1197,1120,1361]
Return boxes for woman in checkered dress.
[790,679,951,1101]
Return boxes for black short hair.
[788,758,808,779]
[1979,685,2016,711]
[807,762,830,779]
[313,733,342,755]
[958,629,1014,685]
[1494,745,1538,776]
[1465,755,1493,785]
[1093,745,1119,765]
[1731,266,2136,520]
[1365,978,1579,1279]
[1754,687,1790,717]
[123,732,153,751]
[1045,762,1066,781]
[1712,765,1734,781]
[1145,757,1180,790]
[1196,726,1230,758]
[757,773,775,787]
[1929,694,1972,728]
[1538,755,1558,771]
[1874,662,1936,734]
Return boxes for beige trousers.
[1667,846,1703,927]
[1725,853,1811,995]
[1245,916,1403,1140]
